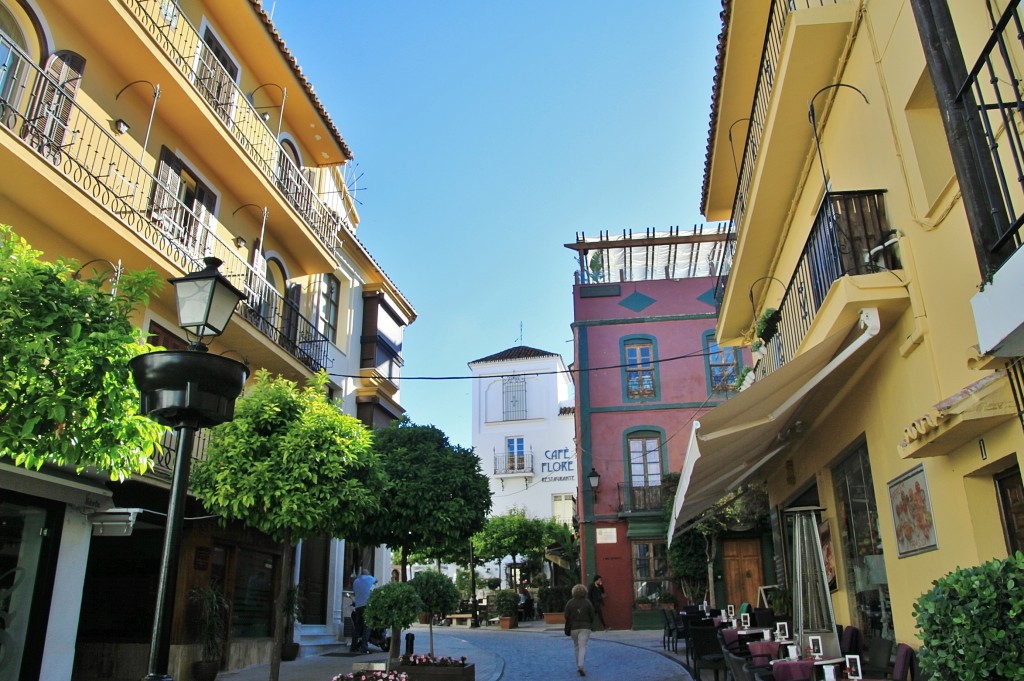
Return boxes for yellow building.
[670,0,1024,652]
[0,1,414,678]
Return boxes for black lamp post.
[469,540,479,628]
[131,257,249,681]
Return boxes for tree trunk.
[268,530,292,681]
[428,618,435,656]
[387,624,401,670]
[401,546,409,582]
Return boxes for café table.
[747,640,781,660]
[771,659,814,681]
[771,657,845,681]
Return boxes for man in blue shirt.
[351,568,376,653]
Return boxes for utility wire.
[327,346,728,382]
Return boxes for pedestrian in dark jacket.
[564,583,596,676]
[587,575,607,630]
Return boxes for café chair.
[690,625,727,681]
[840,625,862,656]
[891,643,915,681]
[660,608,679,652]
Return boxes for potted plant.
[914,552,1024,679]
[365,581,423,670]
[188,584,227,681]
[410,571,461,656]
[755,307,781,344]
[750,339,766,362]
[634,595,654,610]
[657,591,678,610]
[733,366,755,392]
[492,589,519,629]
[397,654,475,681]
[281,583,303,661]
[538,585,573,624]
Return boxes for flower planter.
[396,663,475,681]
[542,612,565,625]
[498,616,517,629]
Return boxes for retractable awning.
[668,308,881,544]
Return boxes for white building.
[468,346,576,585]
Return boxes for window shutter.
[25,51,85,154]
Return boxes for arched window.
[0,4,29,111]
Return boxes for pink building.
[567,228,736,629]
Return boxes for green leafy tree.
[352,418,491,579]
[454,567,482,601]
[410,570,460,655]
[665,477,768,604]
[0,224,165,478]
[473,508,549,585]
[365,581,422,668]
[191,370,382,681]
[543,521,580,585]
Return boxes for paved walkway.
[218,618,695,681]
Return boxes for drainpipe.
[908,0,1008,283]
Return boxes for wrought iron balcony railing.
[149,428,211,483]
[617,483,663,514]
[754,190,897,379]
[714,0,840,310]
[121,0,353,256]
[494,450,534,476]
[730,0,844,238]
[0,32,330,371]
[957,0,1024,274]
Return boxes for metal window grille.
[502,375,527,420]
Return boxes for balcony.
[149,429,211,484]
[714,0,857,339]
[494,451,535,477]
[119,0,353,257]
[0,33,330,371]
[961,0,1024,359]
[753,191,906,380]
[617,483,662,514]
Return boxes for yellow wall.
[715,0,1024,644]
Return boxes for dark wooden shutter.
[25,50,85,154]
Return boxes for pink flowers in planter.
[332,672,409,681]
[399,655,469,668]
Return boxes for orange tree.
[191,370,382,681]
[351,418,491,580]
[0,224,164,477]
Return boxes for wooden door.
[722,537,763,607]
[997,466,1024,554]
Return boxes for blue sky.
[271,2,723,447]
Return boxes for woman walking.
[564,584,595,676]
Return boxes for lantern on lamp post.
[130,257,249,681]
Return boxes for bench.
[447,614,473,627]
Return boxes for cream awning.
[668,308,881,544]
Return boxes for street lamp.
[131,257,249,681]
[587,467,601,498]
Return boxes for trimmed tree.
[352,418,491,580]
[0,224,165,477]
[365,581,422,669]
[191,370,382,681]
[473,508,548,585]
[410,570,461,655]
